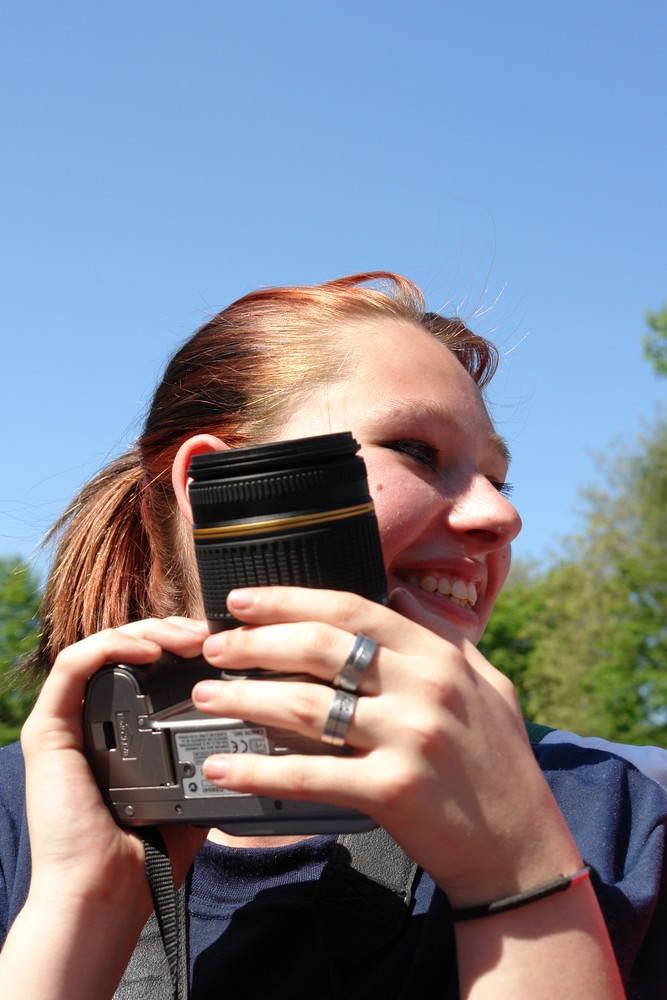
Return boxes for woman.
[0,272,664,998]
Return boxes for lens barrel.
[187,432,388,631]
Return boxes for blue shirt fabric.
[1,736,666,998]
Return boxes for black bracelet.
[451,866,592,922]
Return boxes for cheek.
[374,500,411,566]
[496,546,513,588]
[365,464,432,565]
[484,546,513,611]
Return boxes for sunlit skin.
[275,319,522,645]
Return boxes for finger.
[191,676,377,751]
[201,743,371,809]
[30,631,160,728]
[202,621,383,692]
[225,586,427,654]
[29,621,209,741]
[116,617,209,651]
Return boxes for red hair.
[33,272,498,672]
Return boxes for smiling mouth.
[403,574,479,610]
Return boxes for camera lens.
[187,432,388,631]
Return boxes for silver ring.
[333,632,378,692]
[321,690,358,747]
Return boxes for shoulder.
[528,723,667,791]
[528,724,667,992]
[529,724,667,849]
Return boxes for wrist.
[440,764,585,910]
[2,891,150,1000]
[451,866,592,922]
[28,855,149,914]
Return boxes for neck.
[206,828,313,849]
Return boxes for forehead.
[338,318,494,414]
[338,316,469,375]
[285,318,508,461]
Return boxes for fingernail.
[203,758,229,780]
[227,588,257,611]
[192,681,221,703]
[202,632,226,657]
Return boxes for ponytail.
[32,449,155,673]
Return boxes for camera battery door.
[82,654,376,834]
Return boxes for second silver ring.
[321,690,358,747]
[334,632,378,692]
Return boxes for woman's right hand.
[2,619,209,1000]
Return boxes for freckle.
[377,483,384,491]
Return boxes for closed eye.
[490,479,514,498]
[385,440,514,497]
[383,439,439,472]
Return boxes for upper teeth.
[407,575,478,607]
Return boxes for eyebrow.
[374,398,512,468]
[491,431,512,467]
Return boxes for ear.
[172,434,230,526]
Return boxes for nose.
[446,475,522,551]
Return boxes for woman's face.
[277,319,522,644]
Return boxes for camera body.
[83,432,386,834]
[83,652,374,834]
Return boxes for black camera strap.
[140,828,190,1000]
[314,826,420,961]
[117,826,419,1000]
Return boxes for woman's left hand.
[193,585,582,908]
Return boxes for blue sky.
[1,1,665,577]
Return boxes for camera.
[83,432,387,834]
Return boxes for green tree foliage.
[0,558,41,746]
[481,417,667,745]
[642,303,667,378]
